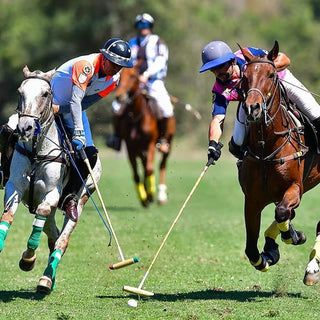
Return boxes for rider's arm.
[209,114,225,142]
[274,52,290,71]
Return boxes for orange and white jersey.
[51,53,120,110]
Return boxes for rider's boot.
[312,116,320,153]
[61,146,98,221]
[0,124,18,189]
[157,117,173,154]
[228,136,245,160]
[106,115,122,151]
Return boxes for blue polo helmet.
[100,38,133,68]
[199,41,236,73]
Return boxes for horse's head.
[17,65,55,141]
[114,61,141,103]
[240,41,280,122]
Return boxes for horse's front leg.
[245,199,269,271]
[275,183,306,245]
[158,151,169,205]
[304,221,320,286]
[145,141,156,203]
[19,201,53,272]
[0,186,20,251]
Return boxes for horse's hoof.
[303,271,319,286]
[19,256,36,272]
[36,276,52,294]
[293,230,306,245]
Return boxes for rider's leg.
[106,100,123,151]
[282,70,320,150]
[0,114,19,189]
[229,104,248,160]
[149,80,175,154]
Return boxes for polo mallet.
[170,95,202,120]
[123,158,214,297]
[79,149,139,270]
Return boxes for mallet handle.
[80,149,125,262]
[137,161,213,290]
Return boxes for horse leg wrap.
[309,235,320,261]
[264,220,280,240]
[146,174,156,198]
[136,182,147,202]
[262,237,280,266]
[278,220,306,245]
[27,215,46,250]
[250,256,269,272]
[43,249,62,290]
[0,221,10,251]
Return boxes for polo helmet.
[199,41,236,73]
[100,38,133,68]
[135,13,154,29]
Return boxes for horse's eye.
[268,73,275,79]
[42,91,49,98]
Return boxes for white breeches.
[282,69,320,121]
[146,80,174,118]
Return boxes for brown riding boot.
[157,116,175,154]
[0,124,18,188]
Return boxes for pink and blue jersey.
[211,47,287,116]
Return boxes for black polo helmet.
[100,38,133,68]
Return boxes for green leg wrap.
[0,221,10,251]
[27,215,46,250]
[43,249,62,290]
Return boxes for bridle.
[17,76,54,135]
[241,59,308,164]
[243,59,280,126]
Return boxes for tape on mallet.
[109,257,140,270]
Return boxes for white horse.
[0,66,102,294]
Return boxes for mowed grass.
[0,144,320,319]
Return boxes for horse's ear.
[23,65,31,78]
[46,68,56,81]
[237,43,254,62]
[267,41,279,62]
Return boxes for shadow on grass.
[98,288,306,303]
[0,289,47,302]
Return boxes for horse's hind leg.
[304,221,320,286]
[0,208,15,252]
[158,152,169,205]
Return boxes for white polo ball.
[127,299,138,308]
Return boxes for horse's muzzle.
[244,101,262,122]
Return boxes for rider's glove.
[208,140,223,161]
[72,130,86,151]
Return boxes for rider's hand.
[139,71,149,84]
[72,130,86,151]
[208,140,223,161]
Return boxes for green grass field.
[0,145,320,319]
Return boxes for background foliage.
[1,0,320,146]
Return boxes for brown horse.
[238,41,320,285]
[113,63,175,207]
